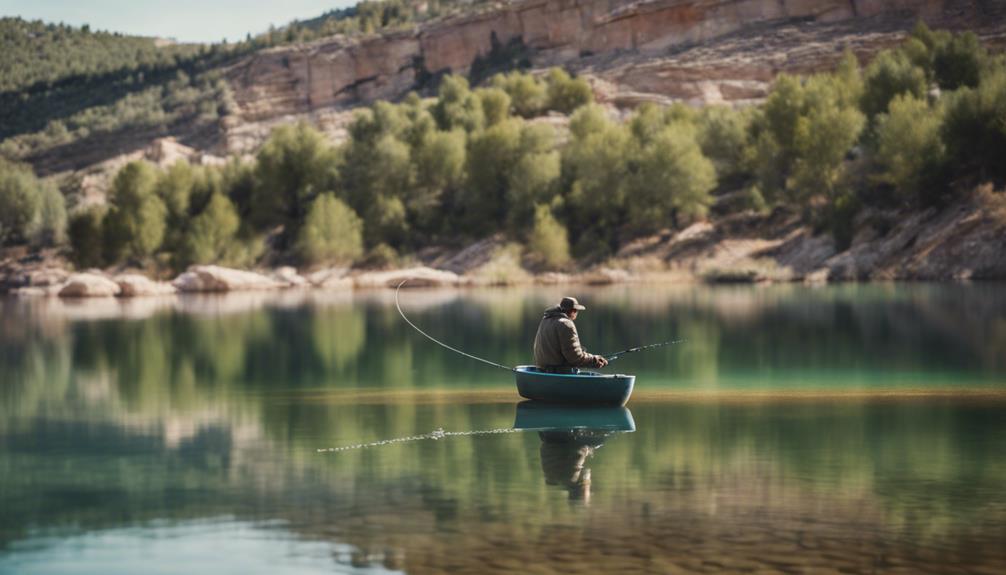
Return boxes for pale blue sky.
[0,0,356,43]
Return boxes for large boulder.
[353,266,461,289]
[271,266,309,288]
[173,265,284,292]
[115,274,177,297]
[307,267,353,290]
[58,273,122,298]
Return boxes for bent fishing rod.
[395,278,683,369]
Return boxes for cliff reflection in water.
[1,284,1006,574]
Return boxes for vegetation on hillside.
[3,24,1003,275]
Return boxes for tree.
[874,93,947,204]
[545,68,592,114]
[861,49,928,119]
[432,75,484,132]
[103,161,167,262]
[33,182,67,246]
[297,194,364,264]
[0,160,42,244]
[696,106,752,180]
[412,129,466,231]
[477,87,511,127]
[933,31,987,90]
[182,192,241,265]
[252,122,337,246]
[627,124,717,231]
[941,68,1006,181]
[492,71,546,117]
[463,118,523,230]
[527,204,571,269]
[67,207,106,268]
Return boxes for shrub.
[103,161,167,263]
[432,75,484,132]
[0,160,42,244]
[696,106,752,180]
[297,193,364,265]
[527,205,571,269]
[411,129,466,230]
[873,94,947,203]
[67,207,106,268]
[464,118,523,228]
[933,31,987,90]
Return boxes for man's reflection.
[538,429,613,504]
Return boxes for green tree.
[67,207,106,268]
[696,106,752,180]
[0,160,42,244]
[627,124,717,231]
[492,71,546,118]
[506,124,560,232]
[103,161,167,262]
[432,75,484,132]
[545,68,593,114]
[182,192,241,265]
[463,118,523,230]
[932,31,987,90]
[296,193,364,264]
[33,182,67,246]
[527,204,571,269]
[941,68,1006,181]
[477,87,512,127]
[873,94,947,203]
[252,122,337,246]
[412,129,466,232]
[861,49,928,119]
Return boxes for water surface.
[2,284,1005,574]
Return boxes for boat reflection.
[514,401,636,504]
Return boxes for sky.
[0,0,356,43]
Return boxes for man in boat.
[533,296,608,373]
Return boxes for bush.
[933,31,986,90]
[491,71,546,118]
[102,161,167,263]
[432,75,484,132]
[874,94,947,203]
[861,50,928,119]
[0,160,42,244]
[476,88,511,127]
[696,106,752,180]
[68,207,106,268]
[527,205,571,269]
[411,129,466,230]
[545,68,592,114]
[464,119,523,228]
[297,193,364,265]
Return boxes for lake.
[2,284,1005,574]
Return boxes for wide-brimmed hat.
[559,296,586,311]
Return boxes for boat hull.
[514,365,635,406]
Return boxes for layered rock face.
[224,0,999,128]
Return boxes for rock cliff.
[223,0,1004,135]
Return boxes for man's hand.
[594,356,609,368]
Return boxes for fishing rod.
[603,339,686,363]
[396,278,683,369]
[395,278,515,372]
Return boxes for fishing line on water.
[317,427,521,453]
[395,278,515,372]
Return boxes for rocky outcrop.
[172,265,285,292]
[352,267,463,288]
[114,274,178,297]
[224,0,1001,129]
[58,273,123,297]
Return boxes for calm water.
[2,284,1005,574]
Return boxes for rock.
[579,268,633,285]
[115,274,178,297]
[23,267,70,287]
[58,273,122,298]
[272,266,309,288]
[13,285,62,297]
[537,272,573,285]
[352,266,461,289]
[307,267,353,289]
[172,265,284,292]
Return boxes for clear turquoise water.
[2,284,1005,574]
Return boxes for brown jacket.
[533,306,600,368]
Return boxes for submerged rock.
[58,273,122,297]
[172,265,283,292]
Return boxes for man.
[533,296,608,372]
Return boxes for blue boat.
[513,365,635,406]
[513,401,636,432]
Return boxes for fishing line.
[603,339,687,362]
[395,278,515,372]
